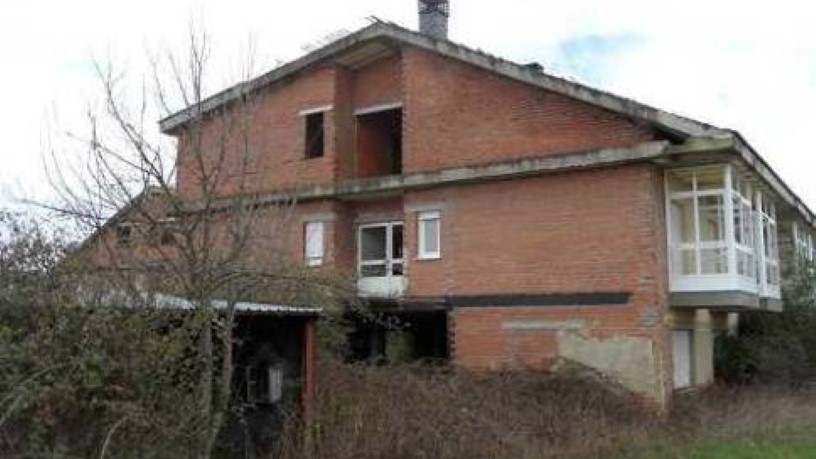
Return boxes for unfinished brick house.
[154,1,816,406]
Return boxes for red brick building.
[154,8,815,406]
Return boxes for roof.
[151,293,322,316]
[158,20,815,229]
[84,290,322,316]
[159,21,722,139]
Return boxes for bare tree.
[40,29,352,458]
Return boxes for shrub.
[716,263,816,386]
[276,359,654,459]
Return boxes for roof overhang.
[159,21,723,139]
[156,21,813,231]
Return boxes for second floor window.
[666,164,781,297]
[305,112,324,159]
[793,222,814,262]
[304,221,325,267]
[417,210,441,260]
[116,224,133,247]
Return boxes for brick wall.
[351,54,402,109]
[175,64,337,200]
[163,42,679,403]
[401,46,657,172]
[401,164,673,403]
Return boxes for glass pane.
[671,199,695,244]
[698,195,725,242]
[762,219,777,259]
[361,227,387,261]
[695,165,725,191]
[732,173,751,199]
[392,224,404,260]
[737,251,755,278]
[422,218,440,254]
[732,196,744,245]
[392,262,404,276]
[304,222,323,259]
[361,264,387,277]
[766,264,780,286]
[742,203,753,247]
[667,169,694,193]
[678,248,697,275]
[701,248,727,274]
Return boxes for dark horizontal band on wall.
[371,292,632,310]
[449,292,631,308]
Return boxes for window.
[793,223,814,262]
[359,222,404,278]
[732,174,756,279]
[304,221,325,267]
[667,166,728,276]
[757,194,780,288]
[417,210,441,260]
[304,112,324,159]
[116,224,133,247]
[148,218,177,247]
[666,165,781,297]
[246,364,283,404]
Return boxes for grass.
[642,433,816,459]
[689,441,816,459]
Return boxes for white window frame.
[358,221,404,278]
[665,164,781,298]
[304,221,325,267]
[665,165,730,281]
[756,192,780,297]
[417,210,441,260]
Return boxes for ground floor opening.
[347,309,449,364]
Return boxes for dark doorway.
[348,310,449,364]
[356,109,403,177]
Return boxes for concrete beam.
[669,291,761,310]
[182,141,669,213]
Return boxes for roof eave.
[159,22,722,139]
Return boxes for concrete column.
[693,308,714,386]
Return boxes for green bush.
[716,262,816,385]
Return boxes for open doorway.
[356,108,402,177]
[347,310,449,364]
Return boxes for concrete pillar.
[693,309,714,386]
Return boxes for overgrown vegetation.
[716,262,816,385]
[274,360,816,459]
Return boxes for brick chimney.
[418,0,449,39]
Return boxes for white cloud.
[1,0,814,209]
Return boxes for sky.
[1,0,815,211]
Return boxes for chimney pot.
[418,0,449,39]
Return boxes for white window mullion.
[724,165,737,276]
[385,224,393,275]
[755,191,768,292]
[692,171,702,275]
[664,172,675,279]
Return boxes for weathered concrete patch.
[557,332,661,401]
